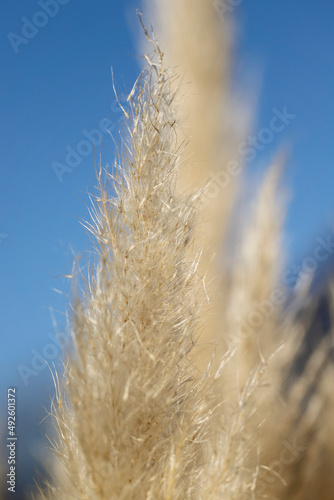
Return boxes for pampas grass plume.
[37,4,334,500]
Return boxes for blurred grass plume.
[36,3,334,499]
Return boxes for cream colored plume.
[144,0,251,365]
[35,2,334,499]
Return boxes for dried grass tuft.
[37,5,334,500]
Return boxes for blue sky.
[237,1,334,259]
[0,0,334,493]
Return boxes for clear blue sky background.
[0,0,333,494]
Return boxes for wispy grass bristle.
[36,4,334,499]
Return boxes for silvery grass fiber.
[37,6,334,500]
[37,32,263,500]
